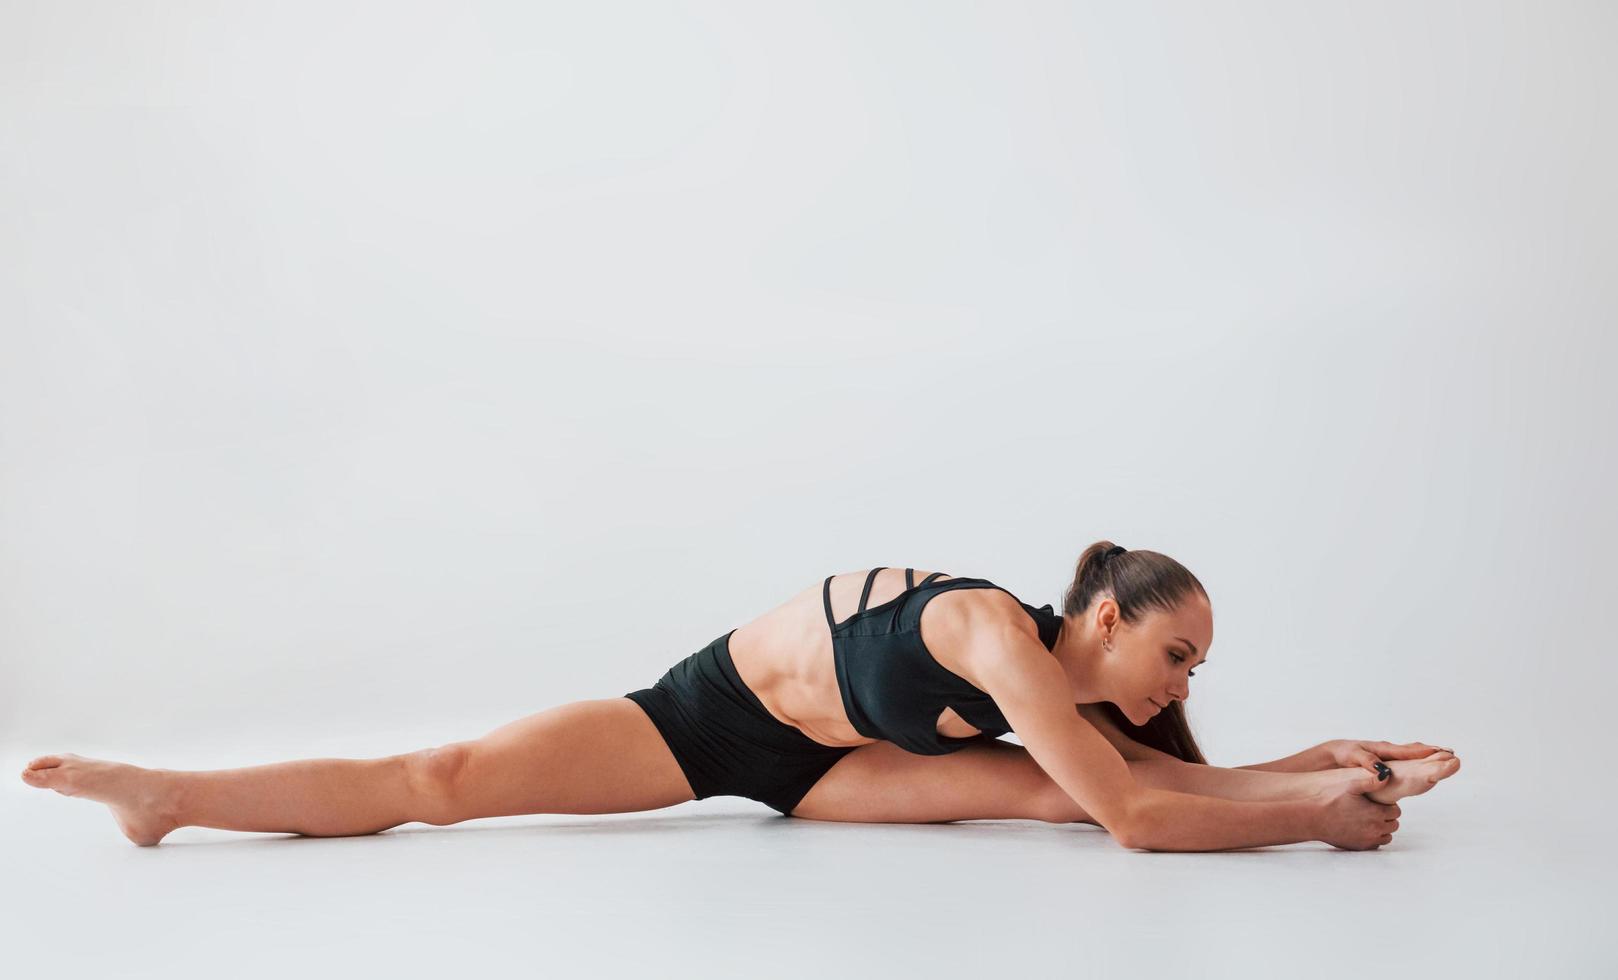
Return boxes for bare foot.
[19,753,182,846]
[1364,750,1462,805]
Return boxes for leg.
[20,697,696,845]
[21,750,418,844]
[790,739,1086,824]
[789,740,1458,825]
[788,741,1327,824]
[1118,754,1460,808]
[789,740,1423,824]
[423,697,696,824]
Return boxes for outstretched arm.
[975,631,1331,851]
[1130,756,1356,801]
[1077,711,1354,797]
[1237,740,1452,774]
[1077,703,1333,775]
[1235,745,1331,773]
[1074,711,1443,818]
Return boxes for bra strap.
[821,575,838,632]
[856,567,885,613]
[905,567,915,589]
[919,571,947,587]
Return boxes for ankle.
[149,768,189,828]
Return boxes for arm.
[1129,757,1348,802]
[1077,701,1329,774]
[1079,704,1353,804]
[969,629,1138,839]
[1234,745,1330,773]
[1081,699,1336,775]
[1126,788,1321,852]
[1239,739,1453,774]
[971,625,1324,852]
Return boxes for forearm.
[1130,757,1350,802]
[1121,787,1320,852]
[1234,744,1329,773]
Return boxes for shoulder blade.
[922,586,1040,688]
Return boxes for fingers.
[1365,741,1456,763]
[1355,756,1393,781]
[1385,741,1452,757]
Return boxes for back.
[824,567,1064,756]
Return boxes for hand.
[1314,769,1401,851]
[1318,739,1453,778]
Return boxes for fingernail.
[1374,761,1391,781]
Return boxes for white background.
[3,2,1613,977]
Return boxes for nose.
[1168,679,1190,703]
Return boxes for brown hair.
[1063,540,1211,765]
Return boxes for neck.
[1053,616,1109,704]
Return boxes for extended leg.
[790,739,1458,825]
[177,698,696,834]
[1120,754,1460,809]
[20,748,454,844]
[20,697,697,846]
[168,752,426,837]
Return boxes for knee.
[404,743,473,815]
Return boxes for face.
[1094,593,1213,726]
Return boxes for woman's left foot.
[1364,751,1462,804]
[20,753,182,846]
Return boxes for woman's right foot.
[1363,751,1462,804]
[19,753,183,846]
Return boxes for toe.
[27,755,64,770]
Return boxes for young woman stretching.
[19,541,1461,851]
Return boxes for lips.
[1148,698,1165,710]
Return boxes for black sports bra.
[822,567,1064,756]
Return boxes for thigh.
[789,738,1096,825]
[432,698,697,822]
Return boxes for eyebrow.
[1174,637,1207,665]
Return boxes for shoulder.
[921,585,1045,687]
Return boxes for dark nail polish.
[1374,761,1391,781]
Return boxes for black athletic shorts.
[624,629,856,816]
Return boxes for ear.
[1093,597,1120,633]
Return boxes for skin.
[725,568,1203,744]
[1046,583,1213,728]
[18,565,1461,848]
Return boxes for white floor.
[2,760,1605,979]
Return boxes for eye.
[1170,651,1197,678]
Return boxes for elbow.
[1108,793,1158,851]
[1109,822,1151,851]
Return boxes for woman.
[19,541,1460,851]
